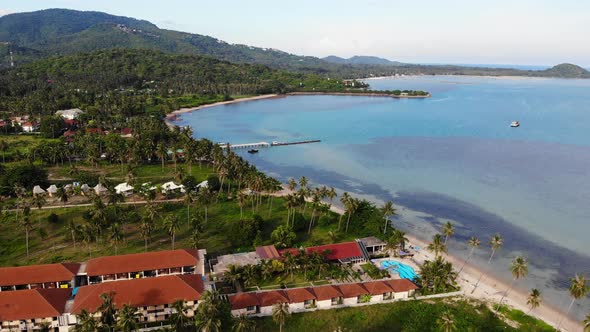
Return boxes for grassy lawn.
[253,298,556,332]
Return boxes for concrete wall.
[259,305,274,315]
[289,302,305,311]
[316,299,333,309]
[342,297,359,305]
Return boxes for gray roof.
[359,236,386,247]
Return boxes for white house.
[228,293,260,316]
[114,183,134,196]
[21,122,38,133]
[255,291,289,315]
[362,281,394,302]
[196,180,208,190]
[337,283,370,305]
[80,184,90,195]
[310,285,343,309]
[285,288,316,311]
[93,183,108,196]
[32,186,46,196]
[161,181,185,195]
[55,109,84,120]
[46,185,58,197]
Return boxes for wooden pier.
[271,140,321,146]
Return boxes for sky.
[2,0,590,66]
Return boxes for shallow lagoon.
[178,76,590,318]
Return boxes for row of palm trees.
[426,222,590,329]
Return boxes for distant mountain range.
[322,55,404,66]
[0,9,589,79]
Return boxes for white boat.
[510,121,520,127]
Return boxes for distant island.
[0,9,589,79]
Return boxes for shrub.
[47,213,59,224]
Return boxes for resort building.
[337,283,370,305]
[358,236,387,256]
[384,278,419,299]
[311,285,344,308]
[114,182,134,196]
[55,108,84,120]
[285,287,317,311]
[279,241,368,264]
[0,288,71,332]
[255,290,289,315]
[0,263,80,292]
[362,280,394,302]
[228,292,261,316]
[81,249,204,285]
[71,275,204,324]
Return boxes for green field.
[253,298,556,332]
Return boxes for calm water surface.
[178,76,590,319]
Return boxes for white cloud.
[0,9,12,16]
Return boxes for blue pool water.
[177,75,590,319]
[379,260,419,281]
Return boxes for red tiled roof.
[86,128,104,134]
[228,293,259,310]
[0,288,70,321]
[280,242,363,261]
[362,281,393,295]
[285,287,316,303]
[309,285,342,301]
[256,290,288,307]
[63,130,77,137]
[71,275,203,314]
[64,119,79,126]
[0,263,80,288]
[85,249,198,276]
[336,283,369,298]
[255,245,281,259]
[384,279,419,292]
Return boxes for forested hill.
[0,9,329,72]
[0,49,351,117]
[1,9,588,79]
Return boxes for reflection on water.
[178,76,590,319]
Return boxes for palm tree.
[170,299,192,331]
[109,223,123,255]
[66,219,79,248]
[233,313,255,332]
[72,309,99,332]
[437,310,455,332]
[184,189,196,224]
[458,236,480,274]
[287,178,297,192]
[31,194,46,211]
[488,233,504,263]
[225,264,243,291]
[338,192,350,231]
[557,274,589,330]
[442,221,454,245]
[272,302,290,332]
[116,304,139,332]
[498,256,528,309]
[56,187,69,206]
[526,288,542,314]
[139,217,154,252]
[164,215,181,249]
[156,142,167,172]
[98,292,117,330]
[473,233,503,292]
[380,201,396,234]
[344,198,359,233]
[0,139,8,163]
[583,313,590,332]
[427,234,447,257]
[384,234,399,259]
[20,216,34,258]
[237,191,247,219]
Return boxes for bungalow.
[55,108,84,120]
[80,184,90,195]
[228,292,260,316]
[309,285,343,309]
[114,182,134,196]
[46,185,58,197]
[0,263,80,292]
[285,287,316,311]
[82,249,201,284]
[32,185,46,196]
[383,278,419,299]
[362,280,394,302]
[93,183,108,196]
[21,121,38,133]
[336,283,370,305]
[71,275,203,324]
[256,290,289,315]
[161,181,185,195]
[0,288,71,332]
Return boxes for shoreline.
[272,186,582,331]
[287,91,431,99]
[164,94,281,128]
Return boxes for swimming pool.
[378,260,419,281]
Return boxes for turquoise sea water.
[177,76,590,320]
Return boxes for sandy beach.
[272,187,583,331]
[164,94,280,128]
